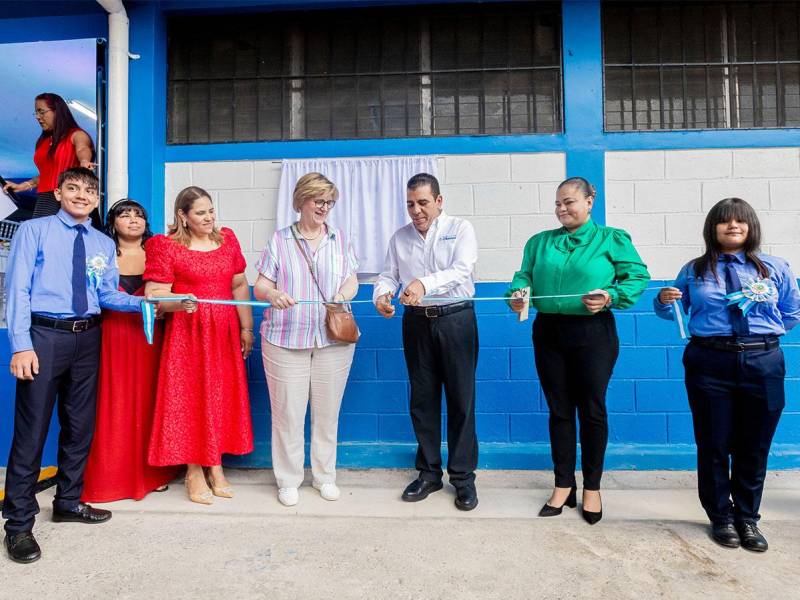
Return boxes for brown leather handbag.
[291,226,360,344]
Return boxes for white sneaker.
[278,487,299,506]
[312,481,341,501]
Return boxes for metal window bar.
[751,2,760,127]
[773,2,784,126]
[167,4,563,143]
[603,1,800,131]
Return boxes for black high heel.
[582,491,603,525]
[538,486,577,517]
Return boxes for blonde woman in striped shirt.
[253,173,359,507]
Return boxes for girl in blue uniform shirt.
[656,197,800,553]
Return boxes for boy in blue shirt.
[3,167,143,563]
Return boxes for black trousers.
[3,324,101,535]
[402,304,479,487]
[533,311,619,490]
[683,340,784,525]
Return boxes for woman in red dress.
[144,186,255,505]
[82,199,179,502]
[2,93,97,222]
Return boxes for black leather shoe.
[538,486,577,517]
[736,521,768,552]
[711,522,740,548]
[454,484,478,511]
[401,478,443,502]
[52,502,112,524]
[581,491,603,525]
[5,532,41,564]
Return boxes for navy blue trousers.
[3,325,101,535]
[683,340,784,525]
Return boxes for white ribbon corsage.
[86,253,110,291]
[724,277,777,316]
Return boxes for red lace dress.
[144,228,254,466]
[81,275,178,502]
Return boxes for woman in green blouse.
[509,177,650,524]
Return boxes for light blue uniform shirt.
[654,252,800,337]
[5,210,143,353]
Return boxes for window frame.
[165,2,564,145]
[601,1,800,132]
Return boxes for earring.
[182,220,187,228]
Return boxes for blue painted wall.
[219,282,800,470]
[2,0,799,469]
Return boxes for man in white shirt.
[373,173,479,511]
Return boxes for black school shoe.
[454,484,479,511]
[711,522,740,549]
[401,478,443,502]
[736,521,768,552]
[5,531,41,564]
[52,502,112,524]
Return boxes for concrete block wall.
[164,152,566,282]
[606,148,800,279]
[4,149,799,469]
[227,281,800,469]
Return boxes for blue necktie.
[721,254,749,336]
[72,226,88,317]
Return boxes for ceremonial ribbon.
[672,300,687,340]
[141,286,685,344]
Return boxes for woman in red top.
[144,186,255,505]
[82,199,179,502]
[2,93,95,219]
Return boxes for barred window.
[603,1,800,131]
[167,3,562,144]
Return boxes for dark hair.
[105,199,153,256]
[35,93,94,159]
[407,172,441,198]
[557,177,596,198]
[57,166,98,189]
[693,197,769,280]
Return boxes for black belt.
[690,335,779,353]
[405,300,473,318]
[31,314,102,333]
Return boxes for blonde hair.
[169,186,223,247]
[292,172,339,212]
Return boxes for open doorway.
[0,37,106,222]
[0,37,105,327]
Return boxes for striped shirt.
[256,224,358,349]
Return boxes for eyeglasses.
[312,199,336,210]
[33,109,53,117]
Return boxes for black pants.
[533,311,619,490]
[3,324,101,535]
[683,340,784,525]
[402,304,479,487]
[33,191,102,229]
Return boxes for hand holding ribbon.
[581,289,611,314]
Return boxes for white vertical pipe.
[96,0,129,204]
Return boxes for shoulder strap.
[290,225,329,303]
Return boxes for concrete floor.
[1,469,799,600]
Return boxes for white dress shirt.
[373,211,477,306]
